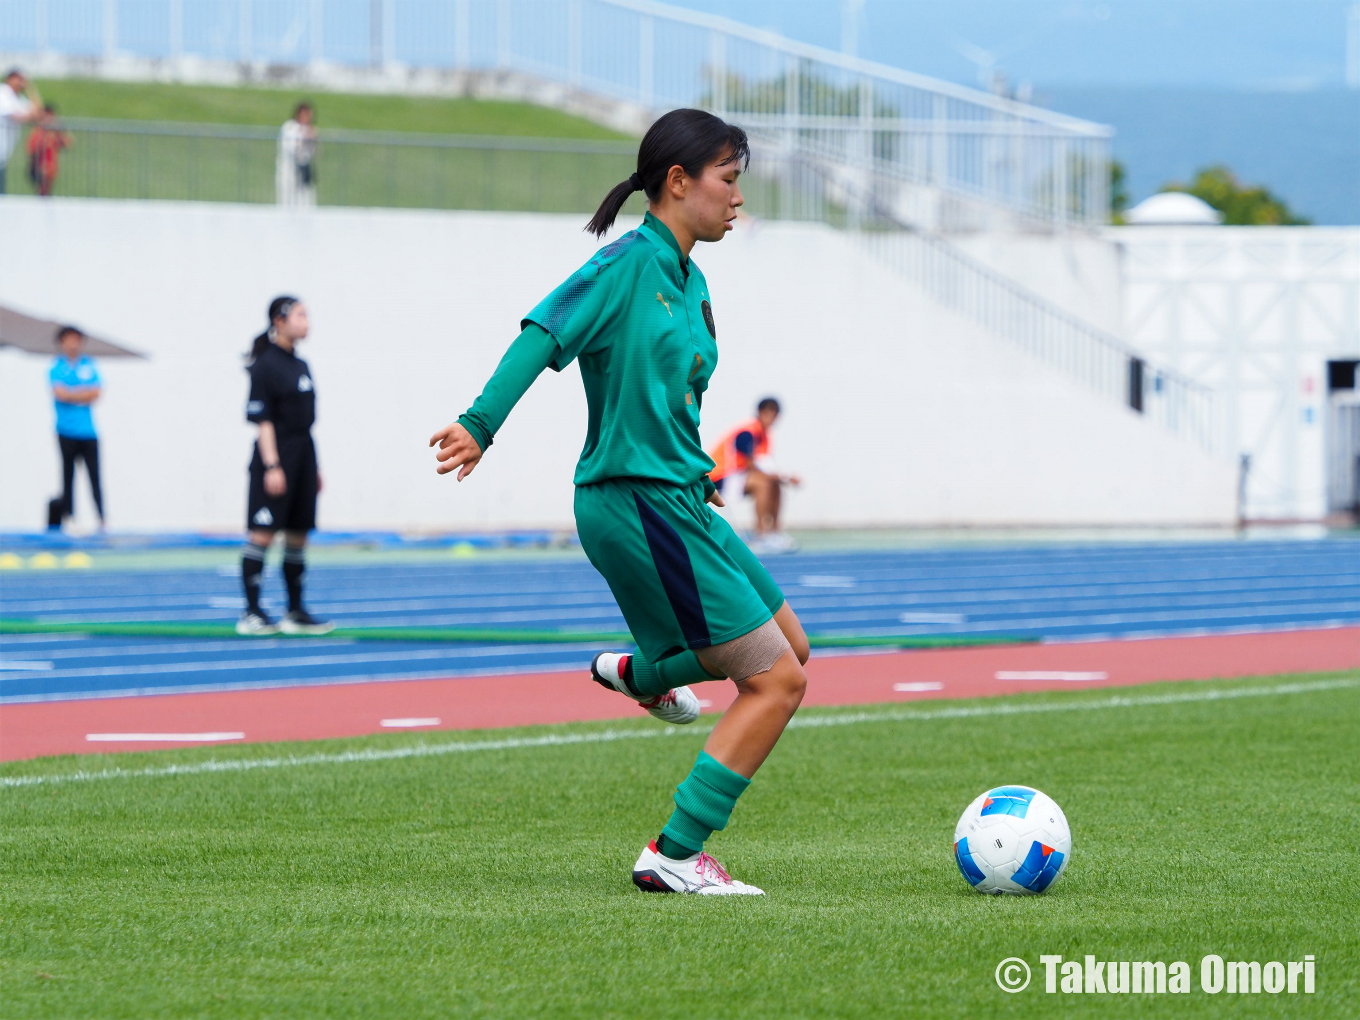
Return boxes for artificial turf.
[1,672,1356,1018]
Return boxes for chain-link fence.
[3,118,654,213]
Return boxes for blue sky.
[669,0,1358,91]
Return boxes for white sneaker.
[590,653,701,725]
[236,611,278,636]
[278,609,335,636]
[632,840,765,895]
[749,532,798,555]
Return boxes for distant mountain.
[1035,88,1359,225]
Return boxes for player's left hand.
[706,489,726,507]
[429,421,484,481]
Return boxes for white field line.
[380,718,441,728]
[2,676,1356,790]
[893,682,946,692]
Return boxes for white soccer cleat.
[632,840,765,895]
[236,611,278,636]
[590,653,701,725]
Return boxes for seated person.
[707,397,800,551]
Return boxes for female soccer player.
[430,109,809,895]
[238,296,332,636]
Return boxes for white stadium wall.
[0,198,1236,533]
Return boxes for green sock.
[627,649,724,698]
[659,751,751,856]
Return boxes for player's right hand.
[429,422,484,481]
[264,466,288,496]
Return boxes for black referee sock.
[283,546,307,614]
[241,542,268,615]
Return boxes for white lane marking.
[898,613,967,624]
[86,732,245,743]
[697,699,714,708]
[4,676,1353,789]
[798,575,857,588]
[0,660,54,670]
[893,682,945,692]
[1,645,577,680]
[996,671,1109,682]
[380,718,441,728]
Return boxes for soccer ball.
[953,786,1071,895]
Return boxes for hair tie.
[628,172,642,191]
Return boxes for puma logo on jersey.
[656,292,672,316]
[298,376,313,392]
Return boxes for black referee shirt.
[246,342,316,438]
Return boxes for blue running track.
[2,540,1356,703]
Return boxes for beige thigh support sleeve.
[697,617,791,682]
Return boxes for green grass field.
[31,79,631,138]
[2,673,1357,1019]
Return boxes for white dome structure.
[1125,192,1224,225]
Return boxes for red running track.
[2,627,1356,763]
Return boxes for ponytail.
[246,294,301,364]
[586,172,644,239]
[586,109,749,238]
[248,331,271,363]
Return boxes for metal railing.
[778,154,1219,452]
[2,0,1114,228]
[0,115,878,225]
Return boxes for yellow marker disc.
[451,542,478,558]
[64,552,94,568]
[0,552,23,569]
[29,552,59,569]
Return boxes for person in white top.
[275,102,318,208]
[0,68,41,194]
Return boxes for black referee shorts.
[247,436,318,532]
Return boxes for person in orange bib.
[708,397,800,552]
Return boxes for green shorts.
[574,478,785,663]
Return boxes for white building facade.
[1111,227,1360,521]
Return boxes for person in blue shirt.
[49,325,104,529]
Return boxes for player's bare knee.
[762,654,806,710]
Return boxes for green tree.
[1110,159,1130,222]
[1164,165,1310,225]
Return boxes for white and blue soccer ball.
[953,786,1071,895]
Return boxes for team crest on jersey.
[701,300,716,339]
[298,376,313,392]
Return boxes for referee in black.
[238,295,332,636]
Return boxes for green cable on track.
[0,618,1035,649]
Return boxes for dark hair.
[54,325,84,345]
[586,108,749,238]
[757,397,781,415]
[294,101,314,118]
[43,102,56,115]
[4,68,22,81]
[248,295,300,363]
